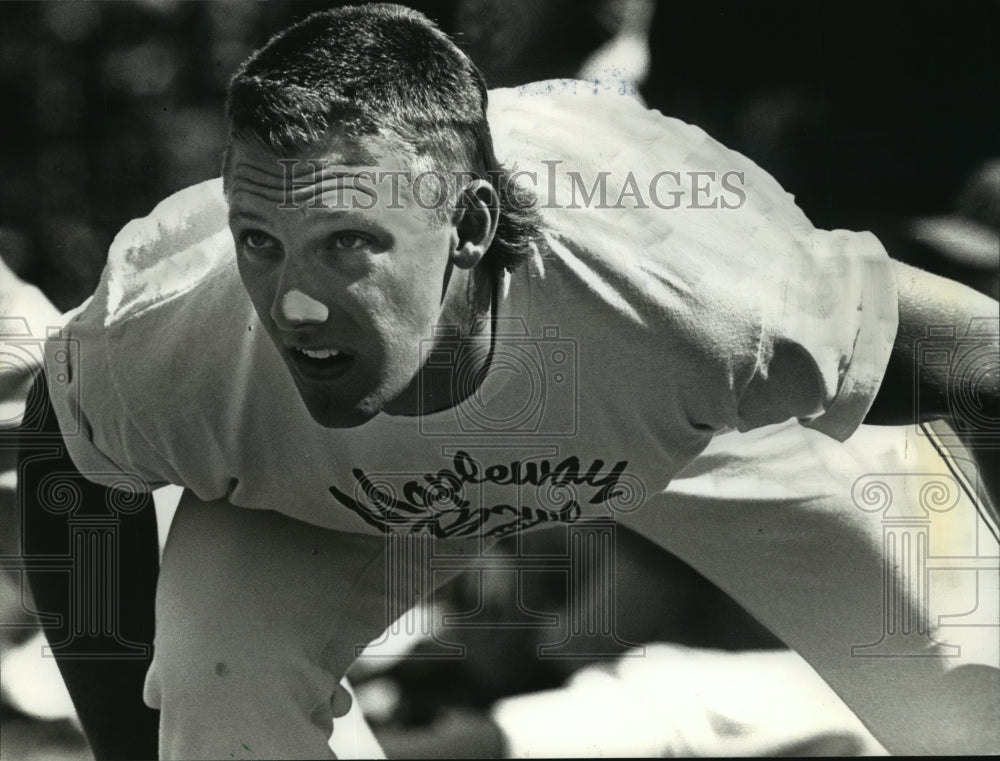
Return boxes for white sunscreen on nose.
[281,289,329,323]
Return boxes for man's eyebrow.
[228,208,382,228]
[228,210,269,224]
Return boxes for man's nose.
[271,288,329,327]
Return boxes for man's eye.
[241,231,280,251]
[329,232,371,251]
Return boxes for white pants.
[144,496,400,760]
[144,422,1000,758]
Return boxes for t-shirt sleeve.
[43,178,231,490]
[45,313,182,490]
[735,227,898,441]
[489,81,898,445]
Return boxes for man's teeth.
[296,347,342,359]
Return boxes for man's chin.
[307,403,377,429]
[300,395,380,429]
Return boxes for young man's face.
[226,133,459,427]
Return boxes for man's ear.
[451,179,499,269]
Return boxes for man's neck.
[386,266,497,417]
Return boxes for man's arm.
[20,372,160,760]
[866,259,998,424]
[865,259,999,504]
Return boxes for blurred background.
[1,1,997,758]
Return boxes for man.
[29,4,999,758]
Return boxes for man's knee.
[148,493,389,702]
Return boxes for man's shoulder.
[487,78,690,164]
[52,175,252,423]
[487,79,811,316]
[100,178,233,327]
[486,78,726,167]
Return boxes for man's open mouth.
[288,345,354,380]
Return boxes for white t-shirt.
[45,81,896,538]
